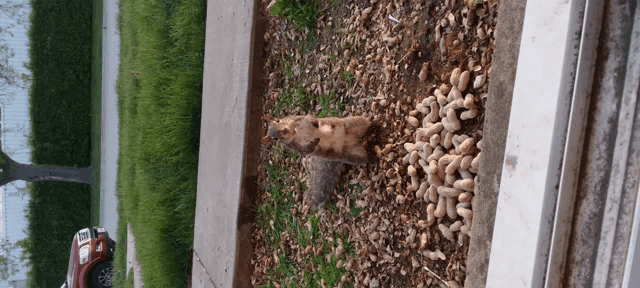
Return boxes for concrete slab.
[100,0,120,237]
[191,0,264,287]
[126,224,144,288]
[486,0,582,285]
[592,3,640,286]
[464,1,526,287]
[624,182,640,288]
[467,0,640,286]
[563,1,640,286]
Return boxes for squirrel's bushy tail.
[303,155,345,210]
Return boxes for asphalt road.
[99,0,120,238]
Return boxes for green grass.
[90,0,103,227]
[114,0,206,287]
[299,34,319,53]
[126,268,135,287]
[255,148,354,287]
[25,0,94,286]
[340,70,355,87]
[112,217,130,288]
[317,90,344,118]
[269,0,319,32]
[270,55,342,118]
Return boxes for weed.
[330,0,341,12]
[299,33,319,53]
[350,203,363,218]
[340,70,355,87]
[283,58,295,80]
[310,215,320,239]
[317,90,344,118]
[295,87,312,112]
[274,86,314,116]
[312,255,345,287]
[270,0,319,32]
[273,88,294,117]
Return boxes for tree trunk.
[11,163,93,186]
[0,151,94,187]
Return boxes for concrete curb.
[190,0,264,287]
[464,1,526,287]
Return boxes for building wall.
[0,6,32,288]
[7,280,26,288]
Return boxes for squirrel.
[262,113,379,210]
[261,113,375,165]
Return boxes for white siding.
[0,4,31,287]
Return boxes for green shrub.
[26,0,94,286]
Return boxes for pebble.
[473,74,487,89]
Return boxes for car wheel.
[108,239,116,259]
[91,261,114,288]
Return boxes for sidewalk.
[100,0,120,239]
[190,0,264,287]
[126,224,144,288]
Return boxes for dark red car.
[61,226,116,288]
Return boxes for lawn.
[112,0,206,287]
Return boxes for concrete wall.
[464,0,526,286]
[466,0,640,287]
[565,1,640,287]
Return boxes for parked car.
[61,226,116,288]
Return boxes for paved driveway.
[99,0,120,238]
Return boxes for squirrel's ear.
[261,135,272,144]
[264,114,275,123]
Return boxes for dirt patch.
[252,0,499,286]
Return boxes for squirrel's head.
[261,114,296,144]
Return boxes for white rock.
[473,74,487,89]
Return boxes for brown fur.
[263,114,373,165]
